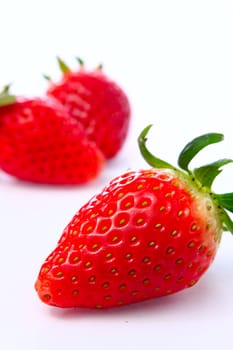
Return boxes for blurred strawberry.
[46,57,131,159]
[0,86,104,184]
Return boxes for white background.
[0,1,233,349]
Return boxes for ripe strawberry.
[0,87,104,184]
[35,125,233,308]
[46,57,131,159]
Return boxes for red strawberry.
[35,125,233,308]
[0,87,104,184]
[46,57,131,159]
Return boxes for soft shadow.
[48,272,219,321]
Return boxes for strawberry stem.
[138,125,233,234]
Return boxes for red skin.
[35,169,221,308]
[47,69,131,159]
[0,98,104,184]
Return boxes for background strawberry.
[0,87,104,184]
[35,125,233,309]
[46,57,131,159]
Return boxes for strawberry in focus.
[46,57,131,159]
[0,87,104,184]
[35,125,233,308]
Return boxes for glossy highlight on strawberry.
[0,87,104,184]
[35,126,233,309]
[46,57,131,159]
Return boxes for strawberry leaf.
[138,125,175,170]
[0,94,16,106]
[220,209,233,234]
[75,57,84,66]
[215,193,233,213]
[57,56,71,74]
[193,159,233,188]
[178,133,224,172]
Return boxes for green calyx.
[138,125,233,233]
[0,85,16,107]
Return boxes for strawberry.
[46,57,131,159]
[35,125,233,308]
[0,87,104,184]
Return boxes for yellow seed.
[155,223,162,229]
[178,210,183,217]
[188,241,195,248]
[72,289,79,296]
[72,256,79,263]
[159,206,165,211]
[117,300,124,305]
[85,261,92,268]
[78,244,84,249]
[165,192,171,198]
[171,230,178,236]
[142,257,150,263]
[137,184,144,190]
[119,218,126,225]
[101,225,108,232]
[141,200,149,207]
[153,186,159,191]
[187,263,193,268]
[125,253,132,259]
[71,276,77,282]
[136,218,144,225]
[72,230,78,236]
[104,295,112,300]
[131,290,139,296]
[143,278,150,284]
[128,269,136,276]
[165,289,172,294]
[117,192,124,198]
[108,209,114,215]
[164,274,172,280]
[90,213,97,219]
[191,224,197,231]
[166,247,174,254]
[86,225,93,232]
[91,243,98,250]
[154,264,161,271]
[112,236,119,242]
[198,245,205,252]
[105,253,113,259]
[56,271,63,277]
[43,294,51,300]
[102,282,109,288]
[176,258,183,265]
[110,268,117,274]
[119,284,126,290]
[189,280,196,287]
[124,202,132,208]
[206,250,213,257]
[57,257,64,264]
[130,236,137,242]
[148,241,156,247]
[42,267,49,274]
[89,276,96,282]
[95,304,103,309]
